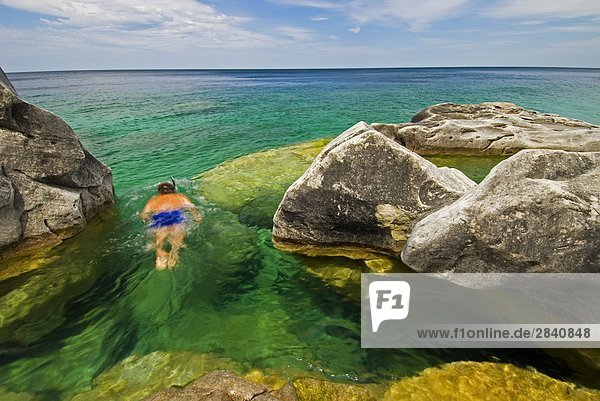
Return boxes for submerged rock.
[71,352,241,401]
[0,66,114,256]
[273,123,475,259]
[0,386,40,401]
[0,214,115,346]
[382,361,600,401]
[292,377,376,401]
[402,150,600,273]
[544,349,600,389]
[374,102,600,155]
[301,256,409,301]
[0,256,100,346]
[194,139,329,228]
[143,370,298,401]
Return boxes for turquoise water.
[1,68,599,399]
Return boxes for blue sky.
[1,0,599,71]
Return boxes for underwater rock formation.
[71,352,242,401]
[373,102,600,155]
[195,139,329,229]
[382,361,600,401]
[273,123,475,258]
[402,150,600,273]
[0,67,114,255]
[143,370,298,401]
[292,377,376,401]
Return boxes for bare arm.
[179,194,203,223]
[188,207,203,223]
[140,198,155,222]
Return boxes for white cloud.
[486,0,600,19]
[270,0,470,31]
[550,36,600,48]
[348,27,361,33]
[310,16,330,21]
[549,25,600,33]
[345,0,470,30]
[0,0,273,49]
[268,0,341,9]
[275,26,316,41]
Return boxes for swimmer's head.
[157,182,176,194]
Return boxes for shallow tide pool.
[1,68,599,400]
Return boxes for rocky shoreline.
[2,67,599,401]
[373,102,600,155]
[0,67,114,259]
[63,353,600,401]
[273,103,600,274]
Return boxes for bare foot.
[167,251,179,269]
[156,250,168,270]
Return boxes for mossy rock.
[300,256,410,301]
[293,377,376,401]
[0,255,101,346]
[424,154,509,183]
[383,361,600,401]
[70,351,241,401]
[194,139,330,223]
[238,193,285,229]
[0,251,59,283]
[0,387,40,401]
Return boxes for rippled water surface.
[2,68,599,400]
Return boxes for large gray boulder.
[373,102,600,155]
[0,67,114,254]
[272,123,476,258]
[402,150,600,273]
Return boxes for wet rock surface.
[195,139,329,229]
[292,377,376,401]
[382,361,600,401]
[71,353,242,401]
[143,370,298,401]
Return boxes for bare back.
[142,193,194,215]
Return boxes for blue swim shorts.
[150,210,187,228]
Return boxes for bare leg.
[167,225,186,269]
[154,228,170,270]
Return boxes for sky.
[1,0,599,71]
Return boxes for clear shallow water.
[2,68,599,399]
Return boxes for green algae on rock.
[300,255,410,301]
[0,257,100,346]
[193,139,330,226]
[142,370,299,401]
[424,154,509,183]
[292,377,377,401]
[70,352,241,401]
[0,386,40,401]
[0,215,117,346]
[382,361,600,401]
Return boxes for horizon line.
[6,65,600,74]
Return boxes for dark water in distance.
[1,68,598,400]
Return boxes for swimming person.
[140,181,202,270]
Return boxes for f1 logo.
[369,281,411,332]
